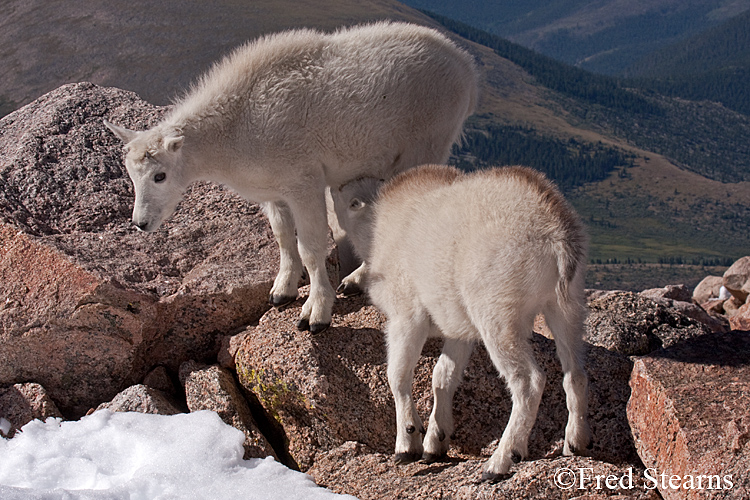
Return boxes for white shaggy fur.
[104,22,478,332]
[332,165,592,481]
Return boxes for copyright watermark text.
[554,467,734,492]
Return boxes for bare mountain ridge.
[0,0,427,111]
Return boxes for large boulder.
[234,290,639,473]
[0,83,279,416]
[692,276,723,304]
[723,257,750,304]
[627,331,750,500]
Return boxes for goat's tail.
[553,220,588,323]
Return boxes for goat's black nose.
[133,220,149,231]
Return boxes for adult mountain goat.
[332,165,592,481]
[104,22,478,333]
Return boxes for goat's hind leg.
[423,338,473,463]
[480,319,546,482]
[387,315,430,464]
[544,303,592,456]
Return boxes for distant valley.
[399,0,750,75]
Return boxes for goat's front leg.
[326,187,361,287]
[423,338,473,463]
[263,201,303,306]
[287,193,335,333]
[338,261,367,296]
[386,316,430,464]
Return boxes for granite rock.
[0,83,278,416]
[95,384,183,415]
[179,361,278,461]
[723,257,750,304]
[627,331,750,500]
[729,302,750,331]
[0,382,63,437]
[692,277,724,305]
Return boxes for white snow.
[0,410,356,500]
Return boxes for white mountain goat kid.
[332,165,592,481]
[104,22,478,333]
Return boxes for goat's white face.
[333,178,381,229]
[105,121,188,232]
[332,177,383,258]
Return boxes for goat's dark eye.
[154,173,166,183]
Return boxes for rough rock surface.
[95,384,183,415]
[627,331,750,500]
[309,442,660,500]
[179,361,278,460]
[723,257,750,304]
[585,292,711,356]
[0,382,63,437]
[639,287,729,334]
[234,289,639,473]
[667,300,728,334]
[0,83,279,416]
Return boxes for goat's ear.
[163,134,184,153]
[104,120,140,144]
[349,198,367,211]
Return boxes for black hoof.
[480,471,512,483]
[270,294,296,307]
[297,319,329,334]
[421,452,447,464]
[568,439,594,456]
[511,451,523,464]
[309,322,330,335]
[336,281,363,297]
[394,452,421,465]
